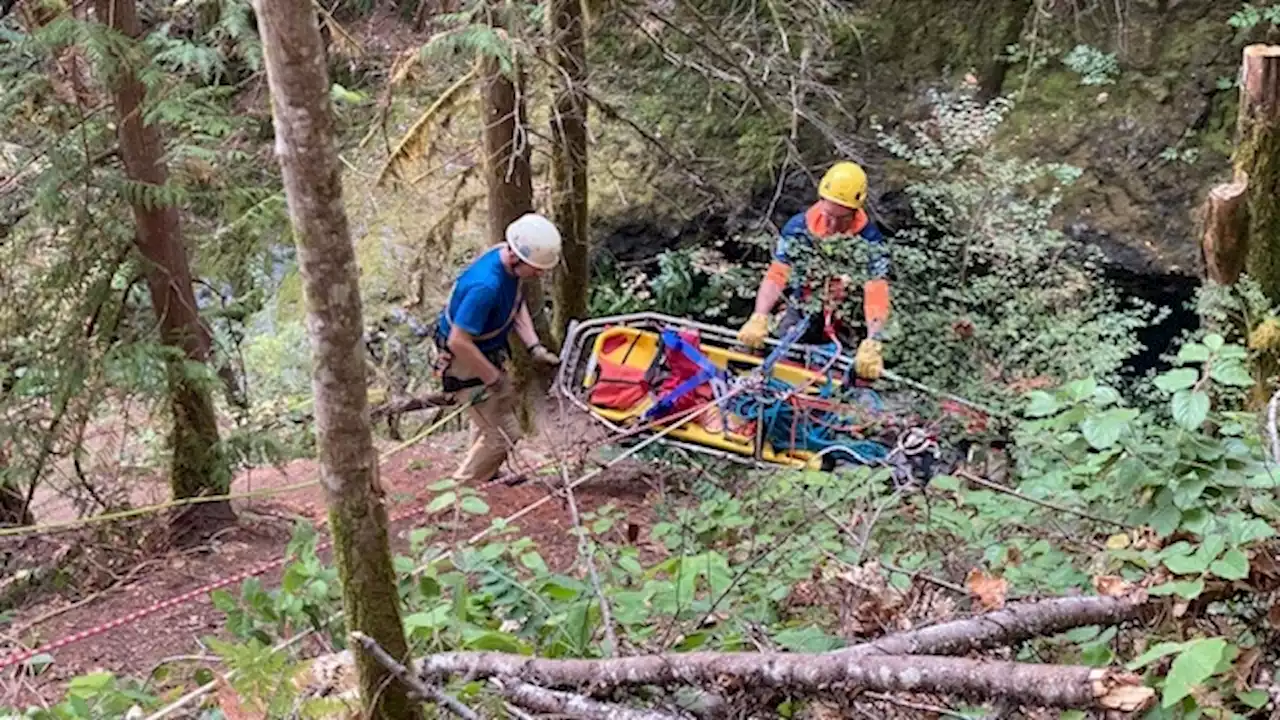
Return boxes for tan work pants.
[443,350,522,484]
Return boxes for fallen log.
[837,593,1151,658]
[418,651,1154,711]
[493,679,683,720]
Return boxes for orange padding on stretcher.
[589,333,651,410]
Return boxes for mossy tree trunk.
[95,0,232,533]
[976,0,1032,102]
[1239,45,1280,302]
[253,0,418,718]
[548,0,589,346]
[480,19,551,432]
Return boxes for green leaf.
[1080,408,1138,449]
[931,475,961,492]
[1209,548,1249,580]
[520,551,549,574]
[1163,548,1211,576]
[1154,368,1198,393]
[1162,637,1229,708]
[772,626,844,652]
[427,491,457,513]
[1210,361,1254,388]
[1127,641,1189,670]
[1237,689,1269,709]
[1178,342,1212,363]
[459,496,490,515]
[1025,391,1060,418]
[1171,390,1210,431]
[1148,578,1205,599]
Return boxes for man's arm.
[861,223,891,339]
[447,325,503,385]
[445,287,503,385]
[513,301,540,348]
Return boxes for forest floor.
[0,398,685,709]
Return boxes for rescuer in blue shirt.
[434,213,563,484]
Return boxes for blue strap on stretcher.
[642,329,725,421]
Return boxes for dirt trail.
[0,404,674,709]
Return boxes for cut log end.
[1089,669,1156,712]
[1244,44,1280,59]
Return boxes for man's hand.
[737,313,769,348]
[471,372,511,404]
[530,343,560,366]
[855,338,884,380]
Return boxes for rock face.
[595,0,1261,280]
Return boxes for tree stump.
[1202,177,1249,285]
[1238,45,1280,302]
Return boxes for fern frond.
[374,64,478,188]
[419,24,514,75]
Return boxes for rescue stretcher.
[555,312,979,483]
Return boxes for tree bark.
[1201,178,1249,286]
[498,680,682,720]
[252,1,419,718]
[418,651,1154,711]
[95,0,232,531]
[976,0,1032,103]
[480,28,552,432]
[837,594,1152,658]
[548,0,589,346]
[1238,45,1280,302]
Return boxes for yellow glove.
[855,338,883,380]
[737,313,769,348]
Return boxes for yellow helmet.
[817,161,868,209]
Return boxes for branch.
[350,632,480,720]
[419,651,1154,711]
[368,391,458,419]
[955,470,1128,530]
[493,678,683,720]
[836,593,1151,658]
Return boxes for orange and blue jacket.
[766,205,891,338]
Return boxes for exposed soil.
[0,401,678,709]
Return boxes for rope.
[0,397,478,671]
[139,388,747,720]
[0,400,475,540]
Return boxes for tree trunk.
[480,35,551,432]
[1238,45,1280,302]
[548,0,589,346]
[253,1,419,718]
[1201,178,1249,286]
[95,0,232,532]
[976,0,1032,103]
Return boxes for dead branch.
[955,470,1128,530]
[350,632,479,720]
[493,678,683,720]
[369,392,458,419]
[419,651,1154,711]
[375,64,479,187]
[837,593,1150,658]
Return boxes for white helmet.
[505,213,562,270]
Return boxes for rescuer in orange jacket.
[736,161,891,380]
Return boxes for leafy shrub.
[1061,44,1120,86]
[781,90,1152,410]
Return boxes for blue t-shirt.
[437,246,522,353]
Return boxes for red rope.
[0,504,428,673]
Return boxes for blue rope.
[723,377,891,465]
